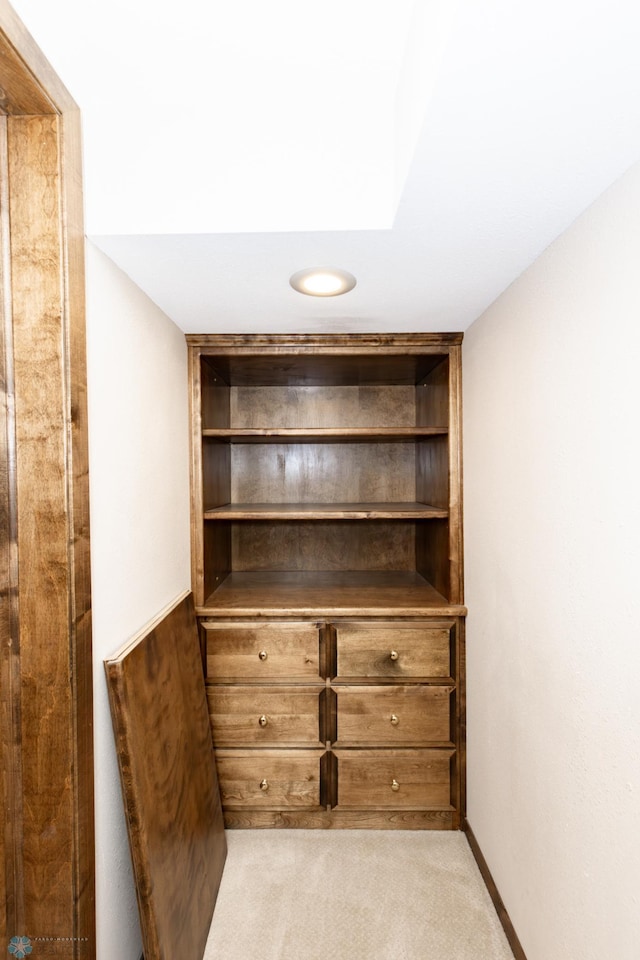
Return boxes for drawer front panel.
[216,749,325,808]
[207,686,324,745]
[334,685,453,744]
[203,620,321,680]
[335,621,452,679]
[335,748,454,809]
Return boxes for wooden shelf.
[203,502,449,520]
[197,571,466,618]
[190,335,465,830]
[202,427,448,443]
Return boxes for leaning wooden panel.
[105,592,227,960]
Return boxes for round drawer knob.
[259,779,269,792]
[391,779,400,792]
[258,650,268,661]
[258,715,268,727]
[390,650,399,661]
[390,714,399,726]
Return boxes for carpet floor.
[204,830,515,960]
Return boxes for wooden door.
[0,3,94,955]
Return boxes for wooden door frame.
[0,2,94,956]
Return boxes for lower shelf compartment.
[199,570,465,617]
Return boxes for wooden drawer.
[334,685,453,745]
[203,620,321,681]
[207,685,325,746]
[334,620,452,680]
[216,749,325,809]
[334,748,454,809]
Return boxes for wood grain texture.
[415,435,451,599]
[206,502,447,519]
[231,520,416,573]
[334,621,453,680]
[11,116,74,936]
[416,356,449,428]
[464,820,529,960]
[203,354,448,387]
[0,30,54,114]
[186,332,462,353]
[198,571,464,618]
[447,344,464,605]
[201,437,231,599]
[187,341,455,392]
[203,438,231,507]
[203,620,322,681]
[334,748,455,810]
[456,618,467,822]
[208,685,325,746]
[416,435,449,510]
[8,108,95,951]
[333,685,454,746]
[0,113,17,942]
[0,14,58,116]
[0,8,94,951]
[215,749,325,809]
[105,593,227,960]
[231,385,416,428]
[203,518,231,601]
[201,356,230,428]
[416,518,451,602]
[0,0,79,114]
[61,102,95,957]
[222,809,455,829]
[230,442,417,503]
[190,335,466,833]
[189,346,207,606]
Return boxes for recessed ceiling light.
[290,267,357,297]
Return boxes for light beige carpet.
[204,831,515,960]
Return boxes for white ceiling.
[12,0,640,334]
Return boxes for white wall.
[85,243,191,960]
[464,160,640,959]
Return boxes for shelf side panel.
[416,355,449,429]
[200,358,231,600]
[201,357,230,429]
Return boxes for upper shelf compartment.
[196,347,454,388]
[188,334,464,608]
[197,345,452,433]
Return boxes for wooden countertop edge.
[195,605,468,619]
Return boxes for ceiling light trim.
[290,266,357,297]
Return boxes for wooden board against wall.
[105,592,227,960]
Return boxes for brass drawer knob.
[390,714,399,726]
[259,779,269,791]
[390,650,399,661]
[391,779,400,792]
[258,650,268,661]
[258,715,268,727]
